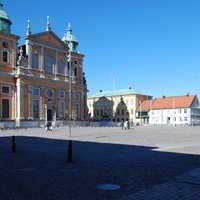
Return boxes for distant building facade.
[0,4,87,127]
[136,95,200,126]
[135,99,153,125]
[87,88,152,123]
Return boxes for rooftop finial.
[26,20,31,36]
[0,3,3,10]
[68,23,71,29]
[46,16,51,31]
[67,22,72,33]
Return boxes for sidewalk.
[120,168,200,200]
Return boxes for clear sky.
[5,0,200,98]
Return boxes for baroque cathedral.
[0,3,87,127]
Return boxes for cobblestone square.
[1,126,200,199]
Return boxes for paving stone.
[1,126,200,199]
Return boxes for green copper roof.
[0,4,11,22]
[62,23,78,52]
[0,3,12,33]
[62,23,78,42]
[89,88,144,98]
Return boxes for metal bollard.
[12,135,16,153]
[67,140,73,163]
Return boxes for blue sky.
[5,0,200,98]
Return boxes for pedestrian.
[45,121,52,131]
[121,120,124,130]
[124,120,128,130]
[127,120,130,129]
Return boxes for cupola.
[62,23,78,52]
[0,3,12,33]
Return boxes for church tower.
[62,23,88,120]
[62,23,78,52]
[0,3,19,122]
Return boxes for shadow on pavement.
[1,136,200,200]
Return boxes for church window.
[2,99,9,118]
[58,102,64,118]
[2,50,8,63]
[46,89,53,97]
[74,67,78,76]
[44,55,54,74]
[58,60,65,74]
[59,90,65,98]
[2,41,9,63]
[2,86,9,94]
[33,100,39,118]
[32,53,39,69]
[33,88,40,96]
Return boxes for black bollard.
[67,140,73,163]
[12,135,16,153]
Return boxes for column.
[65,53,68,81]
[54,51,58,80]
[40,96,43,120]
[12,41,17,72]
[40,47,45,78]
[28,85,33,119]
[16,79,25,126]
[26,40,32,70]
[11,84,16,120]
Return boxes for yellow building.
[87,88,152,124]
[0,4,87,127]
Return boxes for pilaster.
[40,47,45,78]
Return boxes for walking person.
[127,119,130,129]
[121,119,124,130]
[124,120,128,130]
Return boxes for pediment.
[27,31,68,51]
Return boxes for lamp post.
[44,104,47,125]
[140,100,142,126]
[68,51,72,121]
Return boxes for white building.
[146,95,200,126]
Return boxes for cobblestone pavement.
[1,126,200,200]
[120,168,200,200]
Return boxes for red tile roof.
[136,95,197,111]
[137,100,154,111]
[151,95,196,110]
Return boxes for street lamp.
[139,100,142,126]
[68,50,72,121]
[44,104,47,125]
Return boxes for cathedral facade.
[0,4,87,127]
